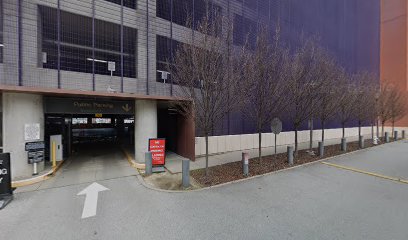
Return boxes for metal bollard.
[182,159,190,188]
[145,152,152,175]
[318,141,324,156]
[385,132,390,143]
[359,136,364,149]
[403,130,406,139]
[341,138,347,152]
[242,152,249,176]
[33,162,38,176]
[394,131,398,141]
[287,146,294,165]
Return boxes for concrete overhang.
[0,84,189,102]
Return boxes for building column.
[3,93,44,179]
[134,100,157,163]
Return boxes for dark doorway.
[158,108,178,152]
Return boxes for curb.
[120,147,145,170]
[11,160,65,188]
[135,141,394,193]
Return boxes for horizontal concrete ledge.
[11,161,64,188]
[0,84,188,102]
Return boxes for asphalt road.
[1,141,408,240]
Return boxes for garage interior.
[45,113,134,161]
[43,96,195,168]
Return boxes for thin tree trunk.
[381,121,385,139]
[321,120,325,144]
[309,118,313,151]
[258,131,262,163]
[392,120,395,138]
[294,126,298,155]
[358,120,362,138]
[342,122,345,139]
[205,134,209,177]
[371,122,374,140]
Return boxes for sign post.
[0,153,13,209]
[148,139,166,173]
[26,141,45,175]
[107,61,116,92]
[271,118,283,156]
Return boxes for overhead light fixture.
[0,44,4,47]
[86,58,107,63]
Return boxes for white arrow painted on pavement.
[77,182,109,219]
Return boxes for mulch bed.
[191,139,391,187]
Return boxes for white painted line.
[77,182,109,219]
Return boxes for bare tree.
[239,26,289,162]
[377,82,394,138]
[387,85,408,136]
[352,72,378,139]
[337,72,358,139]
[315,53,343,144]
[285,39,326,154]
[170,13,240,176]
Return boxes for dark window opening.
[104,0,136,9]
[39,5,137,78]
[194,0,222,36]
[156,0,171,21]
[156,35,180,83]
[172,0,193,26]
[156,0,222,34]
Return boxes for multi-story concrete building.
[0,0,380,179]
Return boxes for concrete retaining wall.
[195,126,408,156]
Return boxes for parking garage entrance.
[44,97,135,162]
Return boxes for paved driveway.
[1,141,407,240]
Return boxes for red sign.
[149,139,166,166]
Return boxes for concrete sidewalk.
[165,134,373,173]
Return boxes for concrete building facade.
[0,0,381,179]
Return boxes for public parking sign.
[149,139,166,166]
[0,153,11,195]
[0,153,13,209]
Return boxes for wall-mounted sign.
[149,139,166,166]
[44,97,134,115]
[24,123,40,141]
[25,141,45,151]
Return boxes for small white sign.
[24,123,40,141]
[108,61,116,72]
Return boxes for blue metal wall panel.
[218,0,380,135]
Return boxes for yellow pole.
[52,141,57,169]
